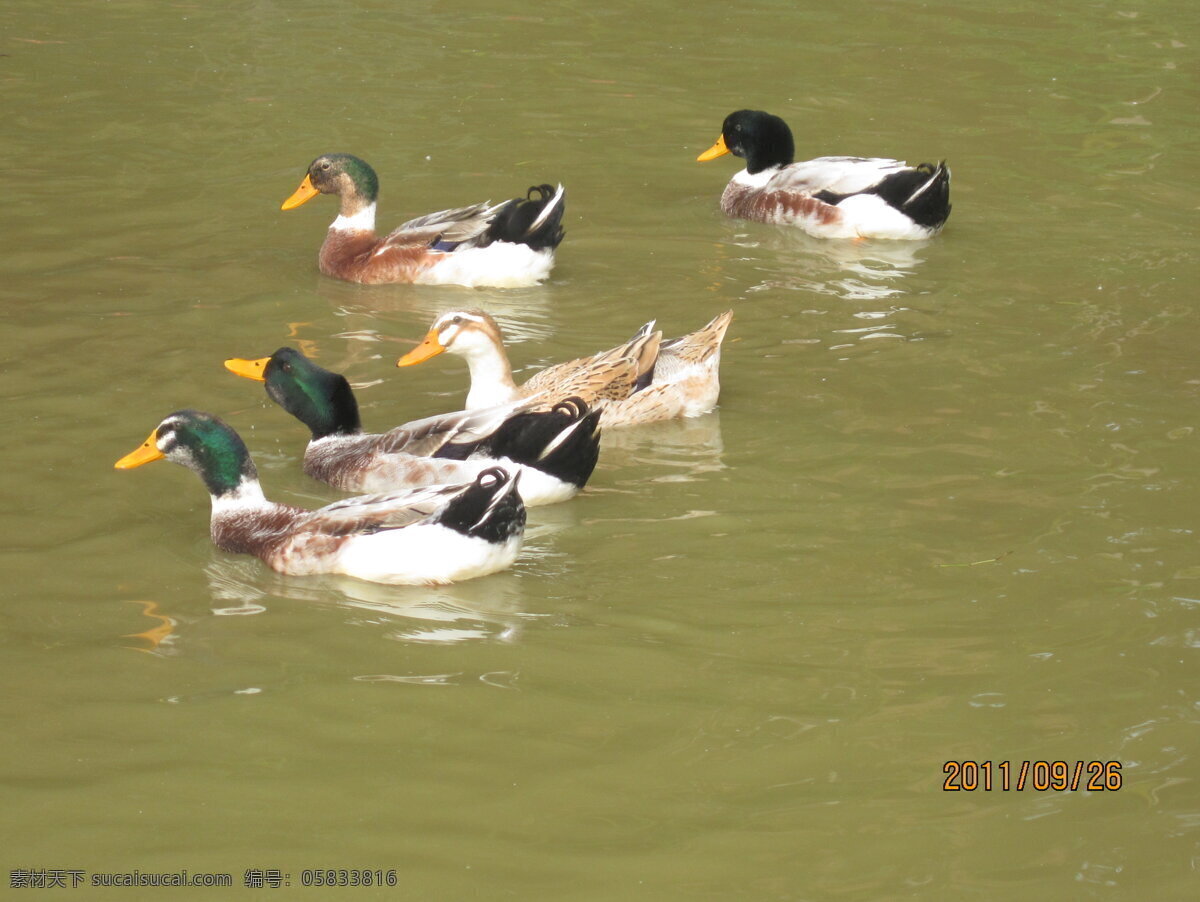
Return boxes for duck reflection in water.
[597,410,726,488]
[716,226,933,302]
[309,272,558,337]
[202,556,543,644]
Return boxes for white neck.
[732,167,778,189]
[210,478,269,514]
[330,202,377,233]
[458,342,520,409]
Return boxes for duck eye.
[320,162,331,171]
[451,315,462,325]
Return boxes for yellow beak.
[115,429,165,469]
[224,357,271,382]
[396,329,446,367]
[697,134,731,162]
[281,173,319,210]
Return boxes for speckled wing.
[522,329,663,405]
[522,355,638,405]
[597,382,687,426]
[598,311,732,425]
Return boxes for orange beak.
[281,173,319,210]
[697,134,731,162]
[396,329,446,367]
[115,428,165,469]
[224,357,271,382]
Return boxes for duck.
[224,347,600,506]
[697,110,950,240]
[115,410,526,585]
[396,310,734,427]
[281,153,565,287]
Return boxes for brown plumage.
[397,310,734,427]
[282,154,566,287]
[720,184,843,228]
[114,410,527,585]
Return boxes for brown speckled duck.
[397,310,734,427]
[282,153,565,287]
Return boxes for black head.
[721,110,795,173]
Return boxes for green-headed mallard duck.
[224,347,599,506]
[115,410,525,585]
[282,153,565,287]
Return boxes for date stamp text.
[943,760,1122,791]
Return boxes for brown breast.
[318,231,437,284]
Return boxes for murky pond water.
[2,1,1196,898]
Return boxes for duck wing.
[292,482,471,536]
[386,201,506,247]
[374,398,538,458]
[767,157,913,197]
[523,329,663,404]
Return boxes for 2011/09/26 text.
[943,760,1122,791]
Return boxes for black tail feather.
[873,162,951,231]
[530,399,601,488]
[473,397,600,488]
[436,398,600,488]
[482,183,566,251]
[435,467,526,542]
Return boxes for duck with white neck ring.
[114,410,526,586]
[282,153,565,287]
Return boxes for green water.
[2,1,1196,899]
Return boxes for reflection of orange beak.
[224,357,271,382]
[115,428,165,469]
[396,329,446,367]
[697,134,731,162]
[124,600,175,653]
[281,173,319,210]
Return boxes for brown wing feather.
[658,310,733,374]
[520,329,663,405]
[521,354,641,406]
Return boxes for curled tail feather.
[483,183,566,251]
